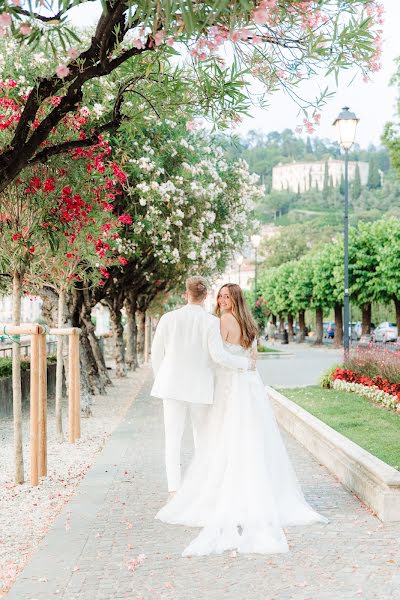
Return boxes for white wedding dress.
[156,341,328,556]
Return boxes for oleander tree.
[88,118,261,376]
[0,0,384,194]
[0,135,130,482]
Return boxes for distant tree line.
[258,219,400,347]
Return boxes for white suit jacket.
[150,304,249,404]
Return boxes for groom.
[151,276,255,496]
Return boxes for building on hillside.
[272,158,369,193]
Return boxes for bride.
[156,283,328,556]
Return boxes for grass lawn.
[278,386,400,470]
[258,346,283,353]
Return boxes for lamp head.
[332,106,359,151]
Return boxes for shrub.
[0,357,30,378]
[343,345,400,384]
[320,364,341,389]
[0,355,58,378]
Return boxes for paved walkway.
[257,344,343,388]
[6,373,400,600]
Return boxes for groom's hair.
[186,276,208,301]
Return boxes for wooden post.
[68,334,76,444]
[38,333,47,477]
[30,333,40,486]
[72,331,81,440]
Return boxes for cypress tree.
[339,173,345,196]
[322,160,329,200]
[352,162,362,199]
[367,156,381,189]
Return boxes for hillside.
[222,129,399,230]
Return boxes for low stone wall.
[0,363,58,416]
[268,386,400,522]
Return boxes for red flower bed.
[332,368,400,401]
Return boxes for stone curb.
[267,386,400,522]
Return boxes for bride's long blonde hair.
[215,283,258,349]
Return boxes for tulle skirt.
[156,369,328,556]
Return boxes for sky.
[237,0,400,148]
[69,0,400,149]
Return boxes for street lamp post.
[333,107,359,356]
[251,234,261,305]
[236,255,244,286]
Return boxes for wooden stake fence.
[49,327,81,444]
[2,323,81,487]
[2,323,46,486]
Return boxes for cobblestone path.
[6,375,400,600]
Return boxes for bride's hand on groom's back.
[249,347,257,371]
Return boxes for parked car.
[372,322,398,343]
[323,321,360,340]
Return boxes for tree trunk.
[110,303,126,378]
[361,302,372,335]
[272,314,277,326]
[56,289,65,443]
[297,310,305,343]
[80,289,111,388]
[67,288,96,412]
[287,314,294,339]
[125,291,139,371]
[77,340,94,417]
[278,315,284,333]
[136,309,146,364]
[12,271,24,484]
[394,297,400,341]
[334,303,343,348]
[314,306,323,345]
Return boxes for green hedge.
[0,355,57,379]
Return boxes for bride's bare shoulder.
[220,312,237,323]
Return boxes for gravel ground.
[0,365,149,598]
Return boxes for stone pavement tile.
[5,375,400,600]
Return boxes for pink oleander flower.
[303,119,315,134]
[68,48,79,59]
[259,0,278,8]
[154,31,164,46]
[186,120,197,131]
[56,64,70,78]
[252,8,268,24]
[19,23,32,36]
[132,37,144,50]
[166,37,175,46]
[0,13,12,27]
[313,112,321,125]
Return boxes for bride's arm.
[207,319,252,371]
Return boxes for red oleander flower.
[118,214,132,225]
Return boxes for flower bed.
[331,367,400,413]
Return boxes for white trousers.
[162,399,210,492]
